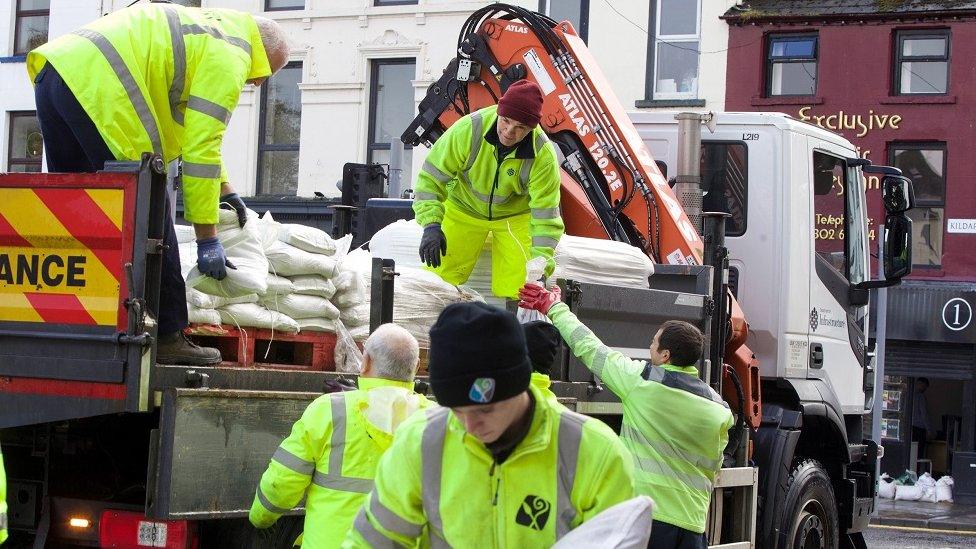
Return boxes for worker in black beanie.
[348,301,635,547]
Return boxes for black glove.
[419,224,448,268]
[220,192,248,228]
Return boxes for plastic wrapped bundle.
[552,235,654,288]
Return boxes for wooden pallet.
[185,323,340,371]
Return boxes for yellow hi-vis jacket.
[26,3,271,225]
[344,383,635,548]
[250,378,432,549]
[1,447,7,544]
[549,302,734,533]
[413,105,565,276]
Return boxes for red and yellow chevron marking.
[0,187,123,326]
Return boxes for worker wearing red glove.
[519,283,734,549]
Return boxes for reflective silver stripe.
[421,407,450,540]
[0,511,6,529]
[370,494,423,538]
[162,6,186,125]
[414,192,440,201]
[181,23,251,55]
[465,111,484,171]
[73,29,162,155]
[555,411,586,538]
[532,236,560,249]
[329,393,346,475]
[311,471,373,493]
[187,95,232,125]
[272,446,315,476]
[519,157,534,192]
[592,347,610,377]
[353,509,396,547]
[256,487,291,515]
[534,132,548,152]
[422,160,452,183]
[620,425,723,472]
[182,161,221,179]
[532,207,561,219]
[632,454,713,492]
[569,325,592,346]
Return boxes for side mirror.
[883,213,912,280]
[881,175,915,214]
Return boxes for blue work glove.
[220,192,248,228]
[196,237,236,280]
[419,224,448,268]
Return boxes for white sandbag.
[187,209,270,298]
[936,476,954,503]
[290,274,337,299]
[178,241,197,279]
[261,293,340,320]
[552,235,654,288]
[917,472,936,489]
[878,474,895,499]
[175,223,196,244]
[187,305,222,325]
[553,496,654,549]
[919,486,938,503]
[894,484,923,501]
[277,223,340,256]
[339,303,370,328]
[349,324,370,342]
[297,318,337,333]
[218,303,299,333]
[368,219,425,269]
[266,240,339,277]
[186,288,258,309]
[332,271,367,308]
[266,274,296,296]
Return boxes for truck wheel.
[779,459,839,549]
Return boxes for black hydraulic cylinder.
[702,212,730,394]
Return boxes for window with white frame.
[653,0,701,100]
[14,0,50,56]
[257,62,302,195]
[539,0,589,42]
[367,59,417,186]
[7,112,43,172]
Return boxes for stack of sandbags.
[335,247,483,346]
[936,475,954,503]
[254,212,351,333]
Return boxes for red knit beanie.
[498,80,544,127]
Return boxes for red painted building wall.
[725,17,976,282]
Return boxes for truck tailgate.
[0,158,166,427]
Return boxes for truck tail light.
[99,510,197,549]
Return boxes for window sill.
[879,95,957,105]
[635,99,706,108]
[751,96,823,106]
[0,55,27,63]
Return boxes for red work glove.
[518,283,561,315]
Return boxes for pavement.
[872,498,976,532]
[865,524,976,548]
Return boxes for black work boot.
[156,331,222,365]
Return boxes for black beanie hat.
[428,302,532,407]
[523,321,561,376]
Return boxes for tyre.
[776,459,839,549]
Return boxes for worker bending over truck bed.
[413,80,565,298]
[519,284,734,549]
[27,2,289,365]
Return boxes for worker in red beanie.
[412,79,565,298]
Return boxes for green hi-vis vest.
[27,3,271,224]
[549,302,735,533]
[345,383,635,548]
[413,105,565,271]
[250,378,431,549]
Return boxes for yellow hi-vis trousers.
[429,203,531,299]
